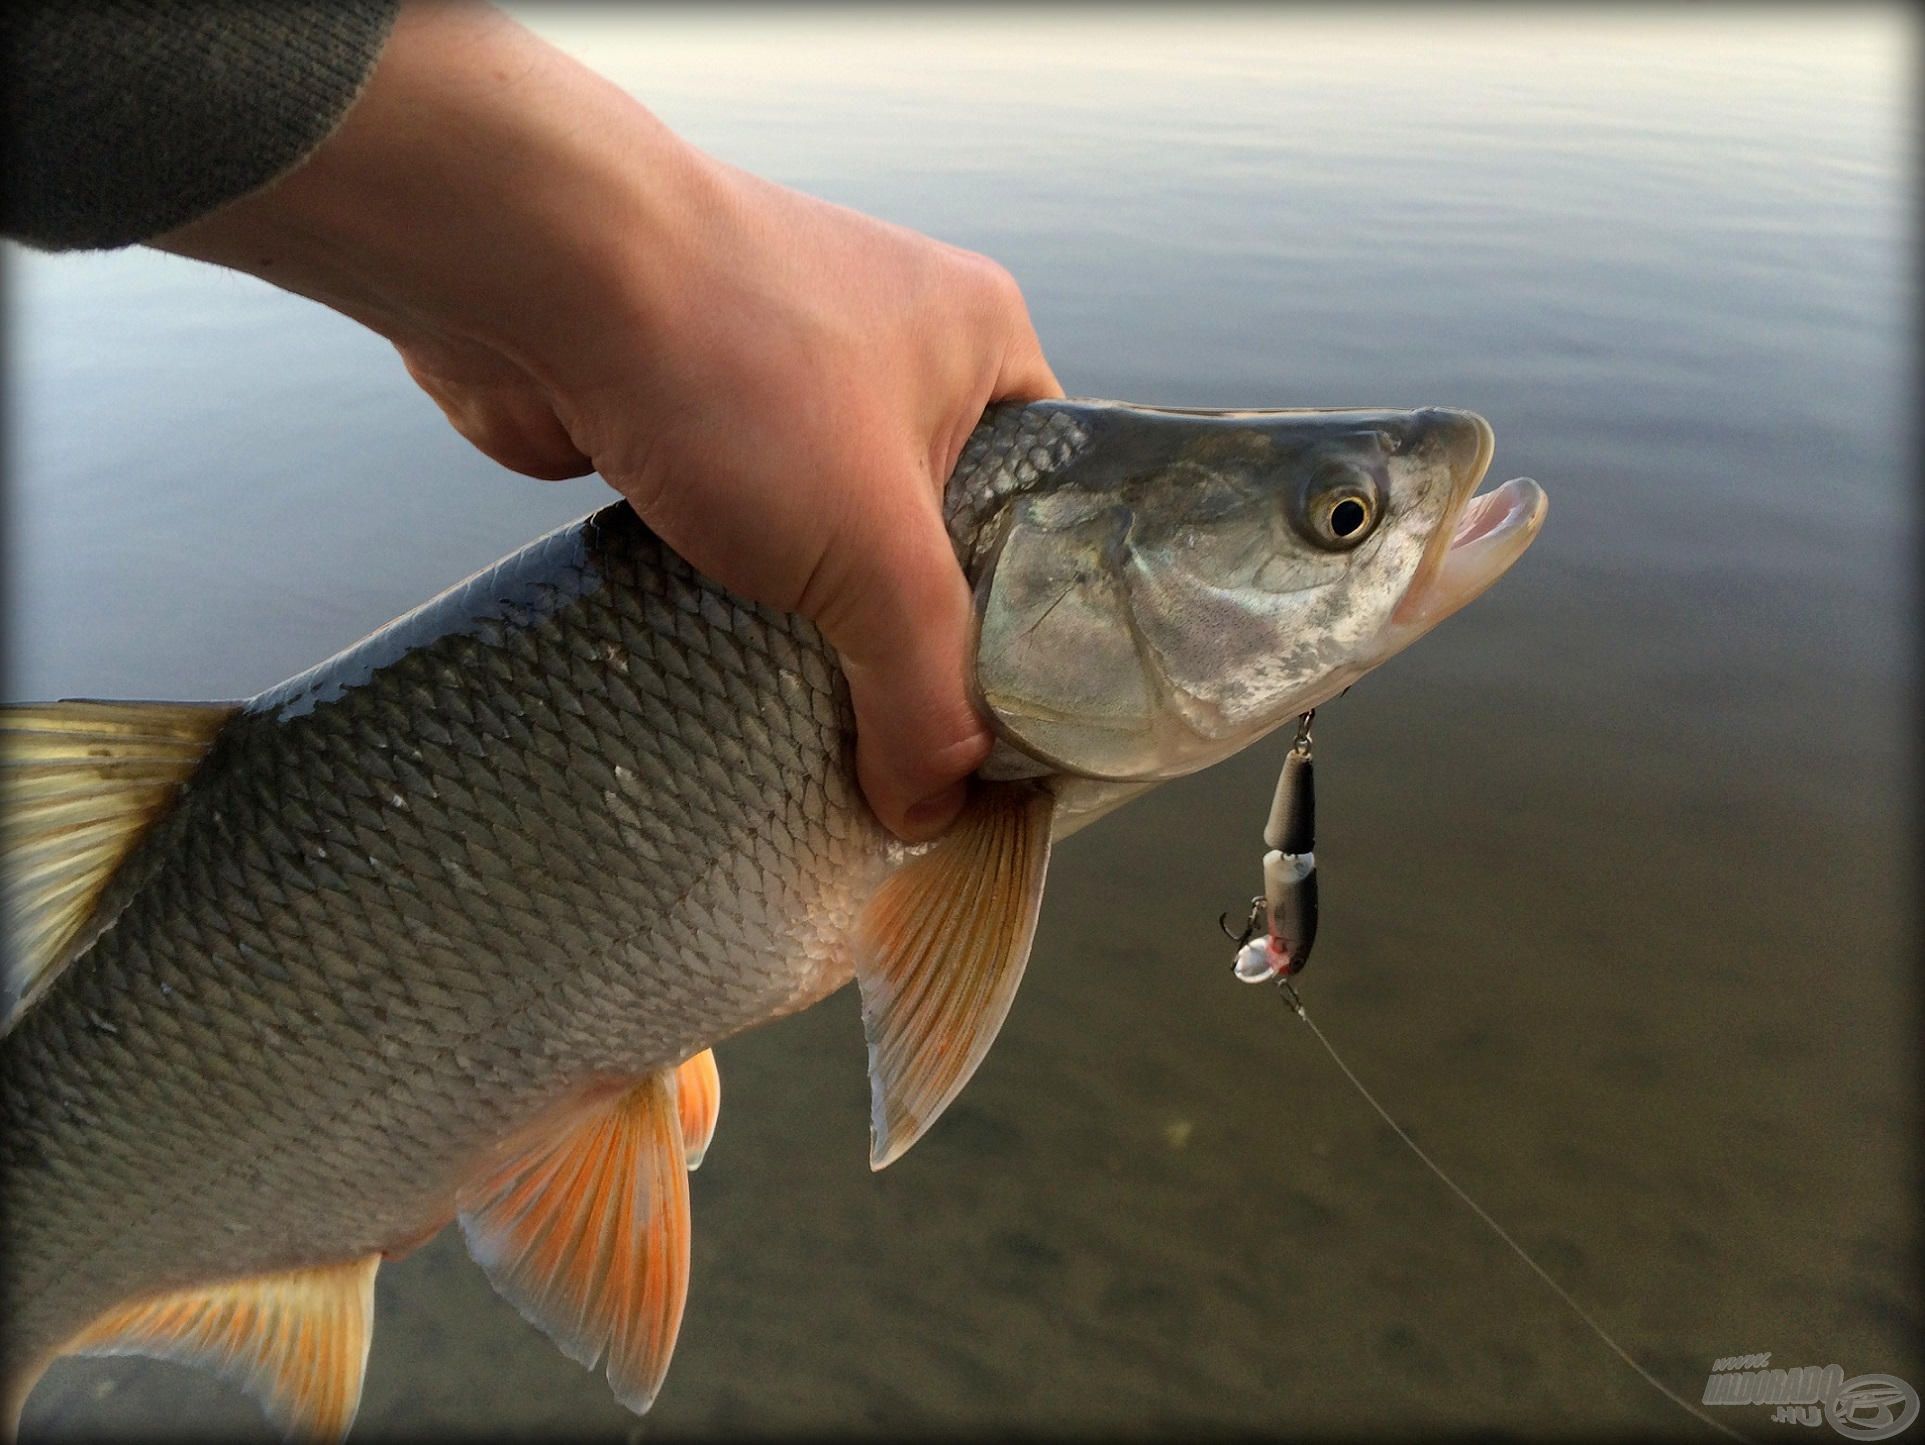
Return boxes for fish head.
[958,400,1547,785]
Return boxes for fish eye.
[1330,497,1369,537]
[1294,460,1384,551]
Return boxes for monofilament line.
[1282,994,1749,1443]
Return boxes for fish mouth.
[1391,411,1548,630]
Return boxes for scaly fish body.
[3,507,889,1364]
[2,400,1546,1433]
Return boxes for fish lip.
[1393,474,1549,630]
[1391,409,1493,622]
[1389,411,1546,629]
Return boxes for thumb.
[811,491,992,844]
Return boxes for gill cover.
[966,402,1481,782]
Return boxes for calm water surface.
[9,7,1915,1438]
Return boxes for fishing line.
[1274,983,1749,1444]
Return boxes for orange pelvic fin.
[457,1072,691,1415]
[854,782,1054,1170]
[674,1049,720,1170]
[60,1254,380,1441]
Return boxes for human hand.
[153,1,1060,842]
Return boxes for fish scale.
[1,502,897,1370]
[5,399,1541,1430]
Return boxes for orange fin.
[62,1254,379,1441]
[457,1073,690,1415]
[674,1049,720,1170]
[855,783,1054,1170]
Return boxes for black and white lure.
[1217,708,1752,1442]
[1224,709,1318,986]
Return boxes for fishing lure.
[1217,712,1749,1442]
[1225,709,1317,986]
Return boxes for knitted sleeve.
[3,1,402,251]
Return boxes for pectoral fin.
[854,783,1055,1170]
[456,1073,690,1414]
[61,1255,380,1442]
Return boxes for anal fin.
[675,1049,720,1170]
[61,1254,380,1441]
[855,782,1054,1170]
[457,1072,690,1415]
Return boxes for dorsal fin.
[2,699,237,1027]
[62,1254,381,1442]
[457,1072,691,1415]
[674,1049,721,1170]
[854,782,1054,1170]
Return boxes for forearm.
[148,3,699,388]
[15,0,1059,842]
[3,0,401,251]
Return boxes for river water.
[9,6,1915,1438]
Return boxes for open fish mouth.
[1392,412,1548,630]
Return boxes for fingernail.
[900,782,967,842]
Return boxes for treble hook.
[1219,895,1266,945]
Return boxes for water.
[9,6,1915,1437]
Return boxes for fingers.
[837,269,1055,841]
[978,260,1063,404]
[813,495,993,844]
[994,315,1064,405]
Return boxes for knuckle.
[975,255,1026,310]
[942,245,1022,310]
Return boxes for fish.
[1,398,1547,1437]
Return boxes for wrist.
[151,2,699,379]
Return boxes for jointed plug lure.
[1217,713,1749,1443]
[1226,709,1317,990]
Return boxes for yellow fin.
[855,783,1054,1170]
[674,1049,720,1170]
[63,1255,380,1442]
[457,1073,690,1415]
[2,699,237,1026]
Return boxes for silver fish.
[1,399,1545,1436]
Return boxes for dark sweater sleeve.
[4,1,401,251]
